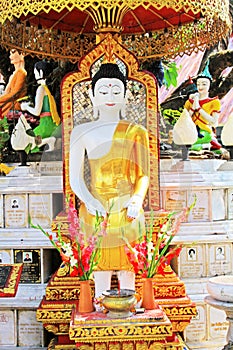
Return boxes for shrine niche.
[61,33,159,213]
[36,34,195,350]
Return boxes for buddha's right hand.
[86,198,106,217]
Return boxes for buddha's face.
[196,77,210,95]
[92,78,125,115]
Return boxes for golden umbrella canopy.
[0,0,231,62]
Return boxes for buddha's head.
[90,63,128,119]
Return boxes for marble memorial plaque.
[18,310,43,347]
[5,194,28,228]
[29,193,52,228]
[185,304,207,342]
[212,189,226,221]
[227,188,233,219]
[178,245,206,278]
[187,190,210,222]
[0,249,11,264]
[207,243,232,276]
[0,310,16,345]
[14,249,41,283]
[208,305,228,341]
[163,190,187,213]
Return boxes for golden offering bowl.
[102,289,137,318]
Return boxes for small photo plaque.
[14,250,41,284]
[178,245,206,278]
[207,243,232,276]
[5,194,28,228]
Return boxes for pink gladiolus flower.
[124,205,193,278]
[32,197,111,280]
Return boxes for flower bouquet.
[122,208,191,311]
[31,199,108,280]
[123,207,188,278]
[122,205,193,310]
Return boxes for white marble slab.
[187,190,210,222]
[0,284,46,308]
[208,304,228,341]
[29,193,52,228]
[0,229,57,248]
[0,249,11,263]
[162,189,187,213]
[0,310,16,346]
[227,188,233,219]
[18,310,43,347]
[184,303,207,343]
[212,189,226,221]
[3,175,62,193]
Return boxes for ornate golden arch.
[61,33,159,211]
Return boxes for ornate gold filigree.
[163,306,197,318]
[48,337,77,350]
[154,285,186,298]
[171,321,191,333]
[46,288,80,300]
[56,264,71,277]
[59,324,70,333]
[0,9,230,62]
[45,324,59,334]
[69,323,173,343]
[37,309,72,322]
[0,0,230,21]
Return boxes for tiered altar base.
[69,308,185,350]
[37,266,195,349]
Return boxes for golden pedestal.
[37,266,195,349]
[69,307,186,350]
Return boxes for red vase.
[78,280,94,313]
[141,278,158,310]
